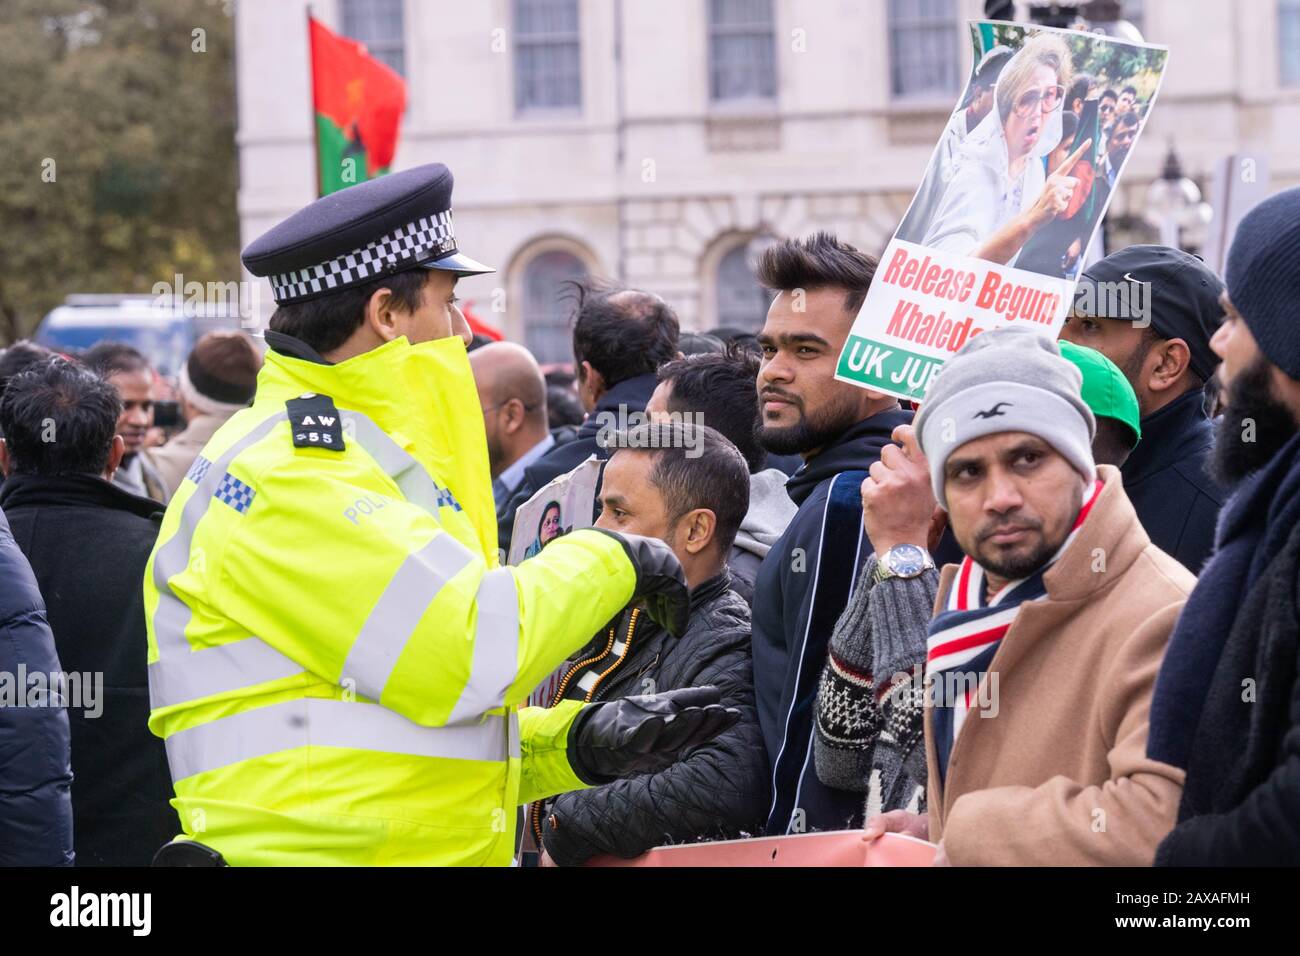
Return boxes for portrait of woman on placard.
[523,500,563,559]
[922,31,1091,275]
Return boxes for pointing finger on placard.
[1052,137,1092,177]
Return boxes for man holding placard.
[749,233,912,836]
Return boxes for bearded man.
[749,232,912,835]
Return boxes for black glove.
[592,529,689,637]
[566,686,741,786]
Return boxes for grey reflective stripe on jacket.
[150,407,522,719]
[165,699,520,781]
[444,567,520,724]
[149,406,523,782]
[148,411,301,711]
[340,534,477,702]
[341,409,522,721]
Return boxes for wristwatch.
[870,543,935,585]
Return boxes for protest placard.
[507,454,602,567]
[585,830,937,867]
[510,455,603,709]
[837,21,1168,401]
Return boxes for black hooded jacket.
[750,406,913,835]
[1120,388,1225,573]
[536,571,768,865]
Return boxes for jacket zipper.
[585,608,641,702]
[530,608,643,851]
[547,623,619,708]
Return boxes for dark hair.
[1058,111,1079,146]
[1067,72,1094,108]
[0,358,122,476]
[1092,416,1138,468]
[537,501,561,539]
[755,231,877,315]
[268,268,431,355]
[708,326,761,355]
[570,282,680,387]
[546,382,585,429]
[1121,84,1138,97]
[83,341,150,379]
[677,331,725,357]
[656,343,764,473]
[615,422,750,556]
[0,340,53,402]
[1115,110,1140,131]
[971,47,1012,91]
[1100,88,1118,102]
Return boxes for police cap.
[242,163,494,305]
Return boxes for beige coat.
[149,413,229,499]
[926,466,1195,865]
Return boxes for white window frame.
[887,0,961,104]
[340,0,406,76]
[513,0,583,115]
[1281,0,1300,87]
[708,0,778,105]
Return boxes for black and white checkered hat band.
[269,210,457,303]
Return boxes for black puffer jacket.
[537,571,769,865]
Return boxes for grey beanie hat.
[914,326,1096,508]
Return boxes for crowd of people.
[2,183,1298,867]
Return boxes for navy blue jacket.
[499,373,658,553]
[1121,388,1225,574]
[1152,431,1300,865]
[751,407,913,835]
[0,507,74,866]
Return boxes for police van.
[33,294,252,377]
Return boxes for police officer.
[145,164,734,865]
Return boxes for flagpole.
[306,4,322,197]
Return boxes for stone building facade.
[236,0,1300,361]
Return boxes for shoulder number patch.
[287,393,346,452]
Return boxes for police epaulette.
[286,393,346,451]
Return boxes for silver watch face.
[885,543,928,577]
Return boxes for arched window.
[715,243,769,331]
[523,250,589,363]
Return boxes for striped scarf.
[926,480,1103,782]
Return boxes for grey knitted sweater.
[813,553,937,816]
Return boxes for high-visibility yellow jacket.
[143,333,636,865]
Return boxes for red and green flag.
[309,17,407,196]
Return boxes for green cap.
[1057,340,1141,445]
